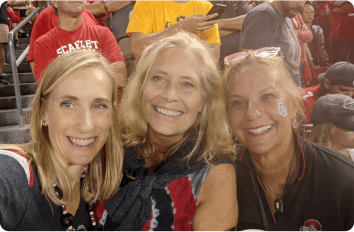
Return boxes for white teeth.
[69,137,95,147]
[247,125,273,135]
[154,106,183,117]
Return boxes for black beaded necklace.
[53,171,98,231]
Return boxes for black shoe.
[0,76,9,85]
[15,40,20,49]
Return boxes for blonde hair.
[119,31,235,166]
[311,123,336,147]
[223,50,306,125]
[0,50,124,205]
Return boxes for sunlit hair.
[0,50,124,205]
[119,31,235,166]
[223,50,306,126]
[311,123,336,148]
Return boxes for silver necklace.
[255,153,295,212]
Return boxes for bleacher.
[0,37,36,144]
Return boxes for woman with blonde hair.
[0,49,124,230]
[223,48,354,230]
[311,94,354,162]
[101,31,238,231]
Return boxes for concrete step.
[19,38,30,44]
[3,63,31,74]
[0,94,34,110]
[17,44,28,50]
[14,49,28,59]
[0,83,37,97]
[2,73,35,84]
[0,107,31,127]
[0,124,30,144]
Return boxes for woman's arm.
[193,163,238,231]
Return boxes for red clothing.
[86,1,110,26]
[6,8,20,23]
[27,6,97,62]
[303,84,320,123]
[34,23,125,85]
[316,1,331,25]
[328,0,354,44]
[291,13,313,63]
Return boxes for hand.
[309,60,315,69]
[179,13,218,34]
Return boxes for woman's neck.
[305,22,312,31]
[149,130,182,148]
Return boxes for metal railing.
[8,7,42,127]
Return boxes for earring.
[292,117,298,130]
[42,121,47,127]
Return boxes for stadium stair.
[0,37,36,144]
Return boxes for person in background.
[301,4,330,69]
[240,1,305,87]
[105,0,135,77]
[7,0,28,48]
[0,50,124,230]
[126,0,221,61]
[33,0,126,89]
[327,0,354,64]
[0,1,19,85]
[315,1,331,54]
[223,48,354,230]
[291,13,313,87]
[303,61,354,124]
[26,1,97,75]
[99,31,238,231]
[311,94,354,162]
[214,0,250,71]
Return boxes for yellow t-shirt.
[126,0,220,45]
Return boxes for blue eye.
[152,76,164,82]
[61,101,73,108]
[93,104,107,109]
[183,82,194,88]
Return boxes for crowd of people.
[0,0,354,231]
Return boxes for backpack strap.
[1,149,34,187]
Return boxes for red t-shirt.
[27,6,97,62]
[33,23,125,85]
[327,0,354,43]
[303,84,320,123]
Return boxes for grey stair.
[0,94,34,110]
[0,107,31,127]
[0,83,36,97]
[2,73,35,84]
[19,38,30,44]
[3,63,32,73]
[0,124,30,144]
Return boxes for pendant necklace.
[255,152,296,212]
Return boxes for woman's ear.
[42,114,48,127]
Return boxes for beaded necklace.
[53,171,98,231]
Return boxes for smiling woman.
[0,50,124,230]
[223,49,354,230]
[100,31,238,231]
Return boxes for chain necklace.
[255,152,296,212]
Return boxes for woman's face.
[143,47,203,141]
[43,67,113,169]
[331,126,354,150]
[301,5,314,23]
[227,65,296,155]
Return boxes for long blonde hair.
[0,50,124,205]
[119,31,235,166]
[223,50,306,126]
[311,123,336,147]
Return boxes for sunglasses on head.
[224,47,282,66]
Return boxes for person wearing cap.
[311,94,354,162]
[303,61,354,123]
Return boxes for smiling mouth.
[68,137,96,147]
[154,106,184,117]
[246,125,274,135]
